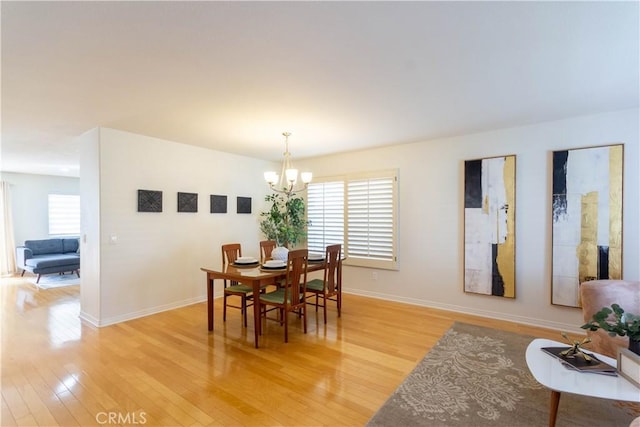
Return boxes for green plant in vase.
[259,193,308,259]
[581,303,640,355]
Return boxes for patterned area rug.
[368,322,640,427]
[28,273,80,289]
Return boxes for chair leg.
[283,309,289,343]
[303,304,307,334]
[223,294,227,321]
[36,274,41,284]
[315,294,319,312]
[242,296,248,327]
[338,292,342,317]
[323,294,328,324]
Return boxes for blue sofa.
[16,238,80,283]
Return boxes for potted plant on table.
[581,303,640,356]
[259,193,308,260]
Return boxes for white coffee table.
[526,338,640,427]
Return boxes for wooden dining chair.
[260,239,286,289]
[259,240,276,263]
[221,243,254,327]
[258,249,309,343]
[305,244,342,324]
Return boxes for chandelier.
[264,132,312,196]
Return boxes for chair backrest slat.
[260,240,276,263]
[222,243,242,265]
[324,244,342,294]
[221,243,242,286]
[285,249,308,308]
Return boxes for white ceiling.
[1,1,638,177]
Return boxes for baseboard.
[79,311,100,327]
[80,288,583,335]
[84,295,207,327]
[344,288,586,335]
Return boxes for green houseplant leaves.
[259,193,308,248]
[581,303,640,343]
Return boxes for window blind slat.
[48,194,80,236]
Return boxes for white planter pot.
[271,246,289,261]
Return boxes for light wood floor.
[1,274,568,426]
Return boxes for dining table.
[201,258,328,348]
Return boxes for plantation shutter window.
[306,170,398,270]
[347,177,394,259]
[307,180,344,254]
[346,173,397,269]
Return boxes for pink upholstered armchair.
[579,280,640,358]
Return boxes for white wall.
[82,109,638,332]
[82,128,276,326]
[0,172,80,246]
[297,108,640,332]
[78,128,101,324]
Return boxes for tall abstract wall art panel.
[464,155,516,298]
[551,144,623,307]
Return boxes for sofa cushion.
[24,239,64,256]
[25,254,80,269]
[62,238,80,253]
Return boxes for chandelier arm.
[264,132,311,197]
[268,182,309,198]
